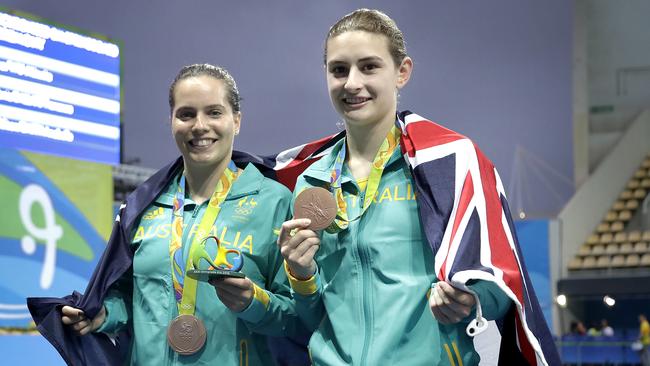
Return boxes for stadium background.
[1,1,648,364]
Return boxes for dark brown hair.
[168,63,241,113]
[324,8,407,66]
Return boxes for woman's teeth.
[345,97,369,104]
[190,139,214,147]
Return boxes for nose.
[192,112,209,132]
[344,67,362,92]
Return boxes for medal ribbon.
[327,124,401,233]
[170,161,239,315]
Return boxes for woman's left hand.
[429,281,476,324]
[209,277,254,312]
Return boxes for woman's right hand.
[277,218,320,280]
[61,305,106,335]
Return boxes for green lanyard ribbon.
[170,161,239,315]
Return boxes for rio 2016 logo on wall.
[0,148,112,327]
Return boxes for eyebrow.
[175,104,225,111]
[327,56,385,66]
[358,56,384,63]
[203,104,225,109]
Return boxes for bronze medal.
[167,314,207,355]
[294,187,337,231]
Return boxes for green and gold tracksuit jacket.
[287,139,511,366]
[98,164,304,365]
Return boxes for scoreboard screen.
[0,9,121,165]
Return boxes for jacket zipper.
[357,191,373,365]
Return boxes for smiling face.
[326,30,412,129]
[171,76,240,173]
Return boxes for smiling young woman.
[277,9,560,366]
[325,30,412,182]
[169,72,241,204]
[41,64,307,365]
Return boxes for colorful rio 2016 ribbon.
[327,124,401,233]
[169,161,239,315]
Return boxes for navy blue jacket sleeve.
[26,158,183,366]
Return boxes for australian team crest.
[234,197,257,221]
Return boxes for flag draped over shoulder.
[27,110,559,366]
[397,112,559,366]
[263,111,560,366]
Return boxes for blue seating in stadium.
[560,334,585,364]
[583,336,624,364]
[559,334,642,365]
[623,332,641,364]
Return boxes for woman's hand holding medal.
[278,218,320,280]
[278,187,337,280]
[209,277,255,312]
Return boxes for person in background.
[587,321,602,337]
[640,314,650,366]
[601,319,614,337]
[570,320,587,336]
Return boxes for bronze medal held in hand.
[167,314,207,355]
[294,187,337,231]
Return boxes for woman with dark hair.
[54,63,305,365]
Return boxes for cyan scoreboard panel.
[0,9,121,165]
[515,219,552,328]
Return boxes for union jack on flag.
[253,110,560,366]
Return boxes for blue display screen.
[0,10,120,165]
